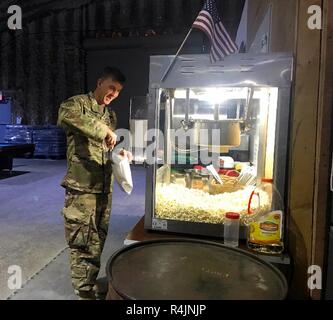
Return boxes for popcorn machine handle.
[248,191,260,215]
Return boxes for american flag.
[192,0,238,62]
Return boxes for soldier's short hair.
[100,67,126,85]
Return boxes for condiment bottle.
[246,178,284,254]
[224,212,240,247]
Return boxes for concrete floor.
[0,158,145,300]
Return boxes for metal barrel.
[106,239,288,300]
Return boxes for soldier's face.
[96,77,123,105]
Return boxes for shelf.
[125,216,291,266]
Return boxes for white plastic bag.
[111,153,133,195]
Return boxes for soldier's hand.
[105,129,117,149]
[119,149,133,163]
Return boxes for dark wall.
[87,47,151,130]
[0,0,244,126]
[85,33,205,129]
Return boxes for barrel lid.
[106,239,288,300]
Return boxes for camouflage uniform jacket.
[57,92,117,194]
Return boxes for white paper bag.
[111,153,133,195]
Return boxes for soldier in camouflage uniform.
[57,67,131,300]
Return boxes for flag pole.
[160,27,193,82]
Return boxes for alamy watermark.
[307,265,322,290]
[308,5,322,30]
[114,127,229,166]
[2,5,22,30]
[0,264,22,290]
[2,4,324,32]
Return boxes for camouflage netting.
[0,0,243,125]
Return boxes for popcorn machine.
[144,53,293,238]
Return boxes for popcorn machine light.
[144,53,293,238]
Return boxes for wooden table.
[124,216,291,267]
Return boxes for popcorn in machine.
[144,53,293,238]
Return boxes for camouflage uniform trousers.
[61,188,112,297]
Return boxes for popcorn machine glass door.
[151,86,279,232]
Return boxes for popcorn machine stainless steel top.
[144,52,293,238]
